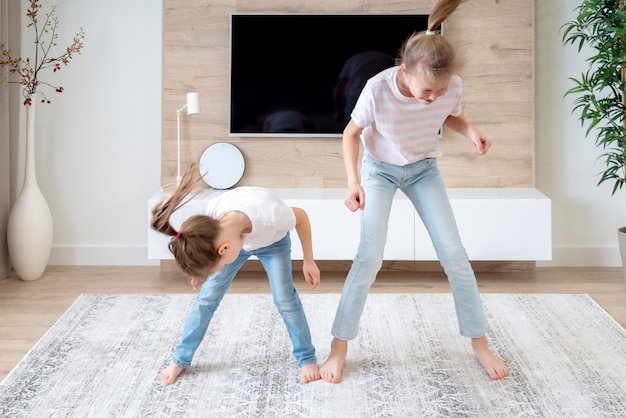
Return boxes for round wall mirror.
[198,142,245,189]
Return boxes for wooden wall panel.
[162,0,534,189]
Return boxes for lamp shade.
[186,92,200,115]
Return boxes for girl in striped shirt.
[320,0,509,384]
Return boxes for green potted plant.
[561,0,626,281]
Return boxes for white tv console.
[148,188,551,262]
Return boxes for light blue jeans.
[171,233,316,368]
[331,154,488,340]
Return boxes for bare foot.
[472,336,509,380]
[300,363,321,384]
[319,337,348,383]
[158,362,186,385]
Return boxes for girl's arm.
[444,113,492,155]
[343,120,366,211]
[291,207,321,289]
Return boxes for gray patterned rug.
[1,293,625,417]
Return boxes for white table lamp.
[176,92,201,185]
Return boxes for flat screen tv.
[229,13,430,137]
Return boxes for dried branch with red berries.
[0,0,85,105]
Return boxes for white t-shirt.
[351,66,463,166]
[205,187,296,251]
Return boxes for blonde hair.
[398,0,499,79]
[151,163,221,277]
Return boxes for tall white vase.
[7,97,54,281]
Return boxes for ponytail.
[427,0,500,34]
[427,0,466,34]
[400,0,499,78]
[151,162,202,236]
[151,163,221,277]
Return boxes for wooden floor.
[1,265,625,382]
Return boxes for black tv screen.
[229,13,430,137]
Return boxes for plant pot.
[618,227,626,284]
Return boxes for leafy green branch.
[561,0,626,195]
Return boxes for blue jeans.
[171,233,316,368]
[331,154,488,340]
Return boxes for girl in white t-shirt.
[151,163,321,385]
[320,0,509,384]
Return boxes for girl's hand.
[344,183,365,212]
[190,276,206,291]
[443,114,491,155]
[469,127,492,155]
[302,260,321,289]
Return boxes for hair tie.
[425,30,436,35]
[175,231,182,239]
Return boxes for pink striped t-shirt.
[351,66,463,166]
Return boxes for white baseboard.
[537,246,621,267]
[49,245,159,266]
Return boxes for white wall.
[11,0,162,265]
[7,1,623,267]
[536,1,626,267]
